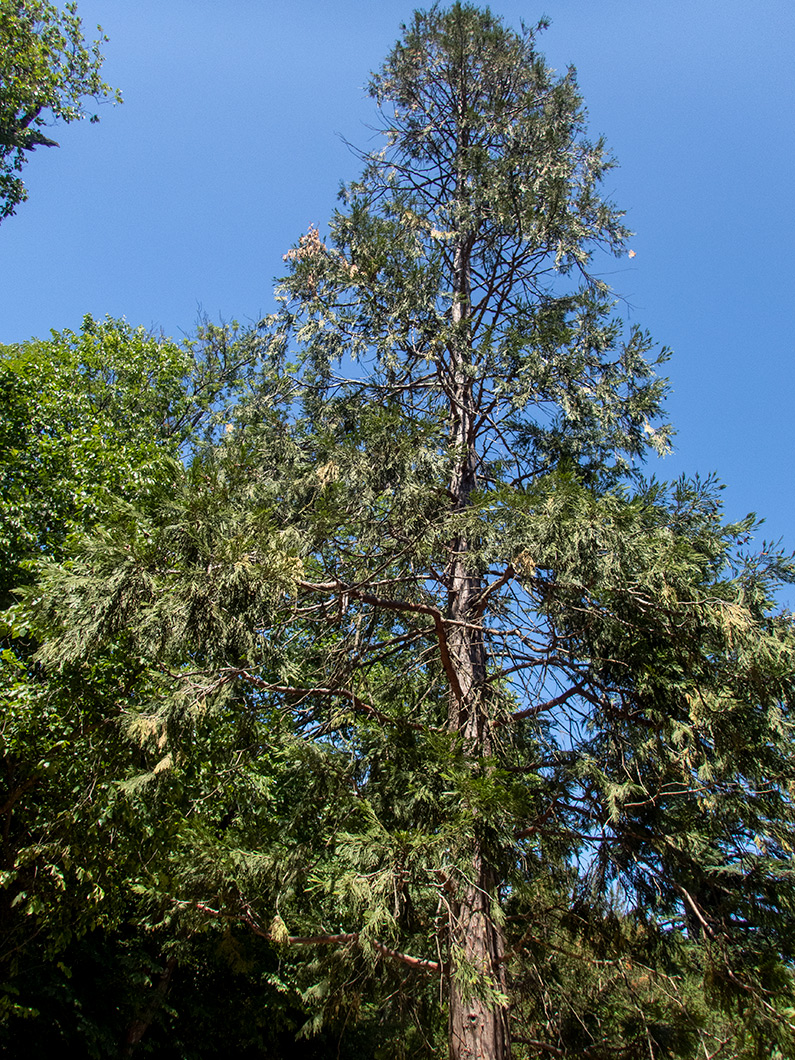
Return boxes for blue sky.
[2,0,793,569]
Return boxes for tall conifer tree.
[274,7,670,1054]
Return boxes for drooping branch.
[672,883,716,940]
[226,669,429,732]
[298,578,465,705]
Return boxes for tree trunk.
[445,536,512,1060]
[448,851,511,1060]
[120,956,177,1057]
[444,229,512,1060]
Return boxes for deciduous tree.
[0,0,121,219]
[0,316,270,1050]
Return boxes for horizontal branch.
[226,670,427,731]
[510,1038,564,1057]
[193,902,441,974]
[288,932,358,946]
[288,933,441,972]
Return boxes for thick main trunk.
[448,851,511,1060]
[445,560,511,1060]
[444,231,511,1060]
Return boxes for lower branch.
[288,933,441,972]
[227,670,428,732]
[193,900,443,975]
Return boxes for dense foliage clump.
[0,0,121,218]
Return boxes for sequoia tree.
[26,6,795,1059]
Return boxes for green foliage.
[0,313,267,601]
[0,315,283,1052]
[0,0,121,219]
[7,5,795,1057]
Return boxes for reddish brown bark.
[448,855,511,1060]
[444,224,512,1059]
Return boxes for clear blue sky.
[2,0,793,568]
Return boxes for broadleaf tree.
[25,6,795,1059]
[0,0,121,219]
[0,316,276,1048]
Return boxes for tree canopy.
[0,0,120,219]
[3,5,795,1059]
